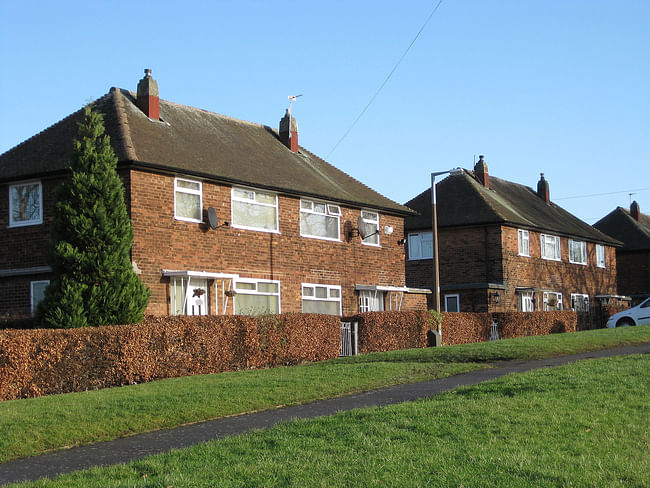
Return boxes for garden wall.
[0,314,340,401]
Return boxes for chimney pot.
[474,154,489,189]
[630,200,641,221]
[537,173,550,203]
[136,69,160,120]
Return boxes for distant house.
[594,201,650,306]
[0,70,428,322]
[404,156,624,320]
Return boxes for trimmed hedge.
[441,313,492,345]
[0,314,340,401]
[344,311,431,353]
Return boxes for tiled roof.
[594,207,650,251]
[405,169,621,245]
[0,88,413,216]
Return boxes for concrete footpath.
[2,343,649,485]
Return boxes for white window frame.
[571,293,590,312]
[519,291,535,312]
[596,244,606,268]
[30,280,49,314]
[518,229,530,257]
[361,210,380,247]
[540,234,561,261]
[359,289,385,312]
[543,291,563,311]
[231,187,279,233]
[302,283,342,315]
[568,239,587,265]
[233,278,281,315]
[408,232,433,260]
[9,180,43,227]
[299,199,341,241]
[174,177,203,223]
[444,294,460,312]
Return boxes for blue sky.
[1,1,648,223]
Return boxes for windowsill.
[518,253,530,257]
[231,223,281,234]
[300,233,342,242]
[361,242,381,248]
[174,217,204,224]
[541,256,561,262]
[408,256,433,261]
[569,261,588,266]
[8,220,43,228]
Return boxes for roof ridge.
[111,88,138,161]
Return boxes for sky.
[1,0,649,224]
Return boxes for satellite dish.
[357,215,367,239]
[207,207,218,230]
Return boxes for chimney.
[474,155,489,189]
[630,200,641,221]
[279,110,299,152]
[537,173,550,204]
[136,69,160,120]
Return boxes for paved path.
[2,343,649,485]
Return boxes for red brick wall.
[129,170,407,317]
[615,250,650,303]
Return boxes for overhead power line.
[326,0,444,159]
[555,187,650,201]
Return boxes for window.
[174,178,202,222]
[171,277,208,315]
[596,245,606,268]
[234,279,280,315]
[519,291,535,312]
[543,291,563,311]
[231,187,278,232]
[361,210,379,246]
[444,294,460,312]
[540,234,561,261]
[408,232,433,260]
[30,280,49,314]
[518,229,530,256]
[302,283,342,315]
[568,239,587,265]
[9,181,42,227]
[300,199,340,240]
[571,294,590,312]
[359,290,384,312]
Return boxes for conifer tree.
[36,106,150,328]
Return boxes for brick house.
[0,70,428,322]
[594,201,650,306]
[404,156,623,319]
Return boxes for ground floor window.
[234,279,281,315]
[519,291,535,312]
[571,294,590,312]
[30,280,49,314]
[359,290,385,312]
[444,294,459,312]
[171,277,208,316]
[543,291,563,311]
[302,283,342,315]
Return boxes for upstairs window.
[596,244,606,268]
[518,229,530,256]
[9,181,42,227]
[232,187,278,232]
[540,234,561,261]
[174,178,202,222]
[568,239,587,265]
[302,283,341,315]
[361,210,380,246]
[408,232,433,260]
[300,199,340,240]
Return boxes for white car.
[606,297,650,328]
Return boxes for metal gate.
[340,321,358,356]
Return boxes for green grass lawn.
[10,352,649,487]
[1,326,649,464]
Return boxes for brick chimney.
[279,110,298,152]
[537,173,550,203]
[136,69,160,120]
[630,200,641,221]
[474,155,489,189]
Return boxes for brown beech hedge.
[344,311,431,353]
[0,314,340,401]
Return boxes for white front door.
[186,278,208,315]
